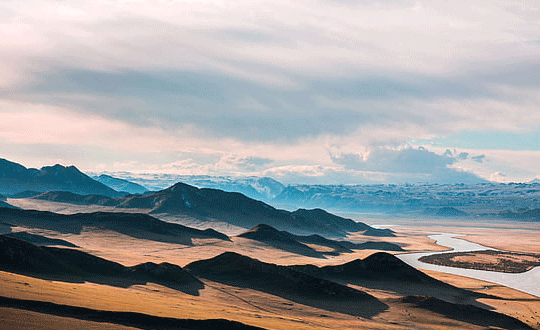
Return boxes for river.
[396,233,540,298]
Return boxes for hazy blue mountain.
[93,174,148,194]
[273,182,540,215]
[98,173,285,202]
[0,158,122,198]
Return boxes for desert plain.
[1,198,539,330]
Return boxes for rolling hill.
[0,208,229,244]
[28,182,393,237]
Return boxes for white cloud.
[1,0,539,183]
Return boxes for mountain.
[423,207,468,217]
[115,182,393,236]
[186,251,377,301]
[238,224,402,256]
[498,208,540,221]
[32,191,119,206]
[93,174,149,194]
[273,183,540,215]
[2,232,78,247]
[0,208,229,244]
[27,182,393,236]
[0,200,17,209]
[0,158,122,197]
[0,234,200,288]
[292,252,446,283]
[96,173,285,202]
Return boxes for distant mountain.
[32,191,119,206]
[0,158,122,197]
[423,207,468,217]
[498,208,540,221]
[273,182,540,215]
[27,182,392,237]
[93,174,149,194]
[238,224,402,256]
[115,182,393,237]
[99,173,285,202]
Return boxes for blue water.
[397,233,540,298]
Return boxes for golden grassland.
[2,198,540,329]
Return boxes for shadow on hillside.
[196,275,388,318]
[331,277,518,311]
[0,295,263,330]
[249,240,330,259]
[1,268,205,296]
[0,209,232,246]
[2,232,78,248]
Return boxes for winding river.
[396,233,540,298]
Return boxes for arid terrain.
[419,250,540,273]
[1,196,539,329]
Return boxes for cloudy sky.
[1,0,539,184]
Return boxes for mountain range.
[0,158,122,197]
[31,183,394,237]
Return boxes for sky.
[1,0,539,184]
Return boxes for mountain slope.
[186,251,377,301]
[0,158,122,197]
[238,224,402,255]
[116,182,393,236]
[0,207,229,244]
[94,174,149,194]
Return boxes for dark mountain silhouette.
[0,207,229,245]
[8,191,42,198]
[0,234,201,292]
[3,232,78,247]
[0,158,122,197]
[32,191,119,206]
[0,200,17,209]
[116,182,394,237]
[292,252,445,283]
[238,224,402,257]
[0,295,267,330]
[22,179,393,237]
[94,174,149,194]
[185,251,388,317]
[186,251,373,300]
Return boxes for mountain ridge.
[0,158,122,198]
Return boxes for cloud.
[0,1,539,183]
[330,147,487,183]
[471,155,486,163]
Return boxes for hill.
[0,158,122,197]
[32,191,119,206]
[186,251,379,301]
[238,224,402,256]
[0,234,198,287]
[0,208,229,244]
[94,174,149,194]
[308,252,447,283]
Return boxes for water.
[397,233,540,298]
